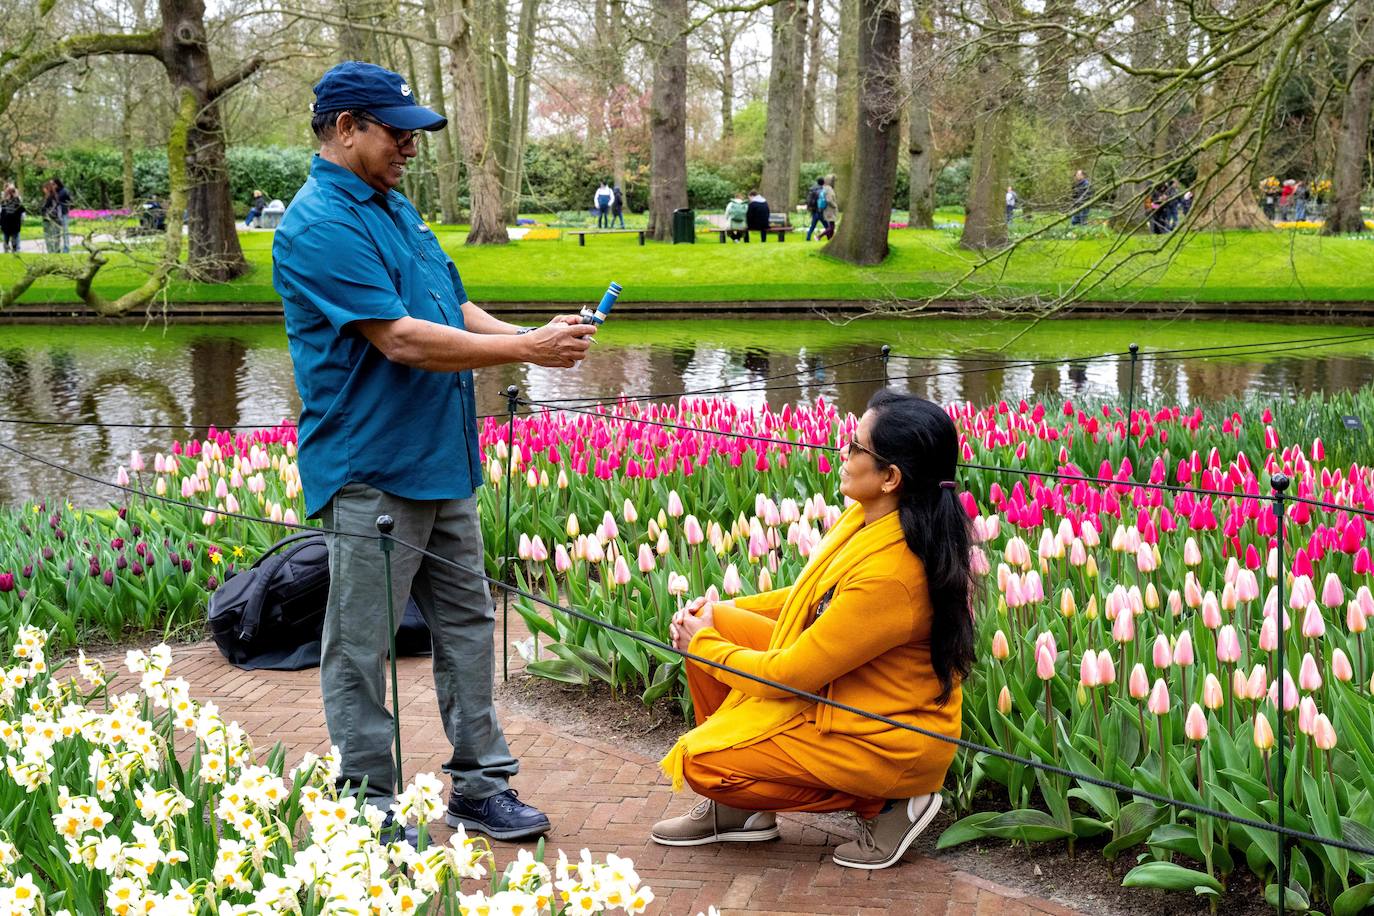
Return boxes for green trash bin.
[672,208,696,244]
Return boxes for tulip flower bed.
[4,387,1374,911]
[0,630,667,914]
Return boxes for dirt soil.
[496,676,1276,916]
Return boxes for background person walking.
[40,181,62,253]
[0,185,23,252]
[594,180,613,228]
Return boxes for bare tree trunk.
[504,0,540,219]
[647,0,687,239]
[720,29,735,140]
[1324,0,1374,235]
[1035,0,1072,109]
[906,0,934,228]
[760,0,805,210]
[449,0,509,244]
[160,0,248,281]
[959,0,1016,251]
[483,0,513,218]
[800,0,824,161]
[1111,0,1164,229]
[825,0,902,265]
[831,0,860,205]
[423,0,461,223]
[122,94,136,211]
[336,0,374,60]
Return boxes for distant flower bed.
[523,228,562,241]
[69,208,131,220]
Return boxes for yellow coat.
[665,505,961,799]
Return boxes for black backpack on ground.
[208,531,431,671]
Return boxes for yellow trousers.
[682,604,885,819]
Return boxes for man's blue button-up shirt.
[273,155,483,518]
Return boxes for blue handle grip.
[597,282,622,318]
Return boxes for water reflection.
[2,323,1372,507]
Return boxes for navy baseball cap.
[311,61,447,131]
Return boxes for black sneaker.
[379,810,420,848]
[445,787,551,841]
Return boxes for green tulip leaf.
[1103,801,1168,860]
[524,658,588,685]
[1333,882,1374,916]
[1122,861,1223,895]
[978,808,1077,843]
[936,811,1002,849]
[1263,883,1310,912]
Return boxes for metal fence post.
[376,514,404,790]
[502,385,520,682]
[1125,342,1139,468]
[880,345,891,386]
[1271,472,1290,916]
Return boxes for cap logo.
[400,83,412,97]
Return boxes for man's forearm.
[359,316,529,372]
[461,301,525,336]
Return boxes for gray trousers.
[321,483,517,806]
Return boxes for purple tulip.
[54,529,66,541]
[41,547,54,561]
[131,561,144,577]
[181,558,192,573]
[102,569,114,587]
[168,551,180,565]
[65,559,74,573]
[207,576,219,591]
[111,537,124,550]
[0,573,14,593]
[130,524,141,538]
[116,555,128,571]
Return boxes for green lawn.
[3,219,1373,305]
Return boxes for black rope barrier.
[5,435,1374,873]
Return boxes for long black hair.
[865,390,976,704]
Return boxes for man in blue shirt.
[274,61,595,842]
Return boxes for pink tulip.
[128,449,145,472]
[722,564,742,596]
[1216,625,1242,663]
[115,467,130,487]
[970,547,990,576]
[997,686,1013,715]
[1290,574,1315,610]
[1148,678,1170,715]
[1136,543,1157,573]
[1301,602,1326,639]
[529,536,548,563]
[1035,644,1056,680]
[1313,714,1337,751]
[1321,572,1345,608]
[1167,590,1183,617]
[1035,631,1058,659]
[757,567,773,592]
[554,544,572,573]
[1253,714,1275,751]
[991,630,1010,660]
[667,490,684,517]
[1202,673,1224,709]
[1184,574,1204,608]
[1184,703,1208,740]
[1112,607,1135,644]
[1152,634,1173,669]
[622,499,638,524]
[601,511,620,542]
[1183,537,1202,566]
[1097,652,1117,686]
[1202,591,1224,627]
[517,533,532,561]
[637,543,655,573]
[705,585,721,603]
[1332,648,1353,683]
[1173,631,1195,667]
[1299,652,1323,691]
[282,508,299,525]
[1298,696,1317,735]
[683,515,704,545]
[1069,539,1087,566]
[1259,617,1278,652]
[1268,669,1298,711]
[1233,668,1250,701]
[1359,585,1374,618]
[612,555,632,586]
[1129,663,1149,699]
[1349,600,1368,634]
[666,572,688,596]
[1247,664,1268,701]
[584,538,605,565]
[1080,649,1100,687]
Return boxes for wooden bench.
[568,228,646,246]
[705,214,795,243]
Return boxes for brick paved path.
[107,642,1082,916]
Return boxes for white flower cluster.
[0,638,707,916]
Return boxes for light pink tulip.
[1299,652,1323,691]
[1097,652,1117,686]
[1313,714,1337,751]
[1216,625,1242,663]
[1129,663,1149,699]
[282,508,299,525]
[1136,543,1157,573]
[530,536,548,563]
[1237,569,1260,603]
[1253,714,1275,751]
[1152,634,1173,669]
[1348,600,1368,634]
[705,585,720,603]
[1184,703,1208,740]
[1290,574,1316,610]
[998,685,1013,715]
[1232,668,1250,702]
[1268,669,1298,711]
[1184,574,1204,608]
[683,515,704,545]
[1069,539,1088,566]
[1080,520,1099,547]
[1035,644,1056,680]
[1302,602,1326,639]
[722,564,742,596]
[1220,582,1239,613]
[1332,648,1354,683]
[1183,537,1202,566]
[1080,649,1100,687]
[1247,664,1268,701]
[1112,607,1136,644]
[1259,617,1278,652]
[1298,696,1318,735]
[1359,585,1374,618]
[1321,572,1345,608]
[667,490,684,517]
[758,567,773,592]
[1167,590,1183,618]
[1201,593,1223,629]
[637,543,655,573]
[584,538,605,565]
[1148,678,1170,715]
[970,547,990,576]
[554,544,572,573]
[1035,631,1058,659]
[612,555,632,586]
[1174,631,1195,667]
[991,630,1010,660]
[1202,673,1224,710]
[622,499,639,525]
[517,533,532,561]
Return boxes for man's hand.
[522,318,595,367]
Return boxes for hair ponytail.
[867,390,976,704]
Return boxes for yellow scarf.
[660,503,906,790]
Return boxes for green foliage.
[936,158,971,208]
[225,147,313,207]
[1011,115,1075,210]
[685,164,735,210]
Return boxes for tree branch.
[0,29,162,119]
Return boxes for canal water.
[2,316,1372,506]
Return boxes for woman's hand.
[670,599,716,653]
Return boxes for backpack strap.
[236,532,325,643]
